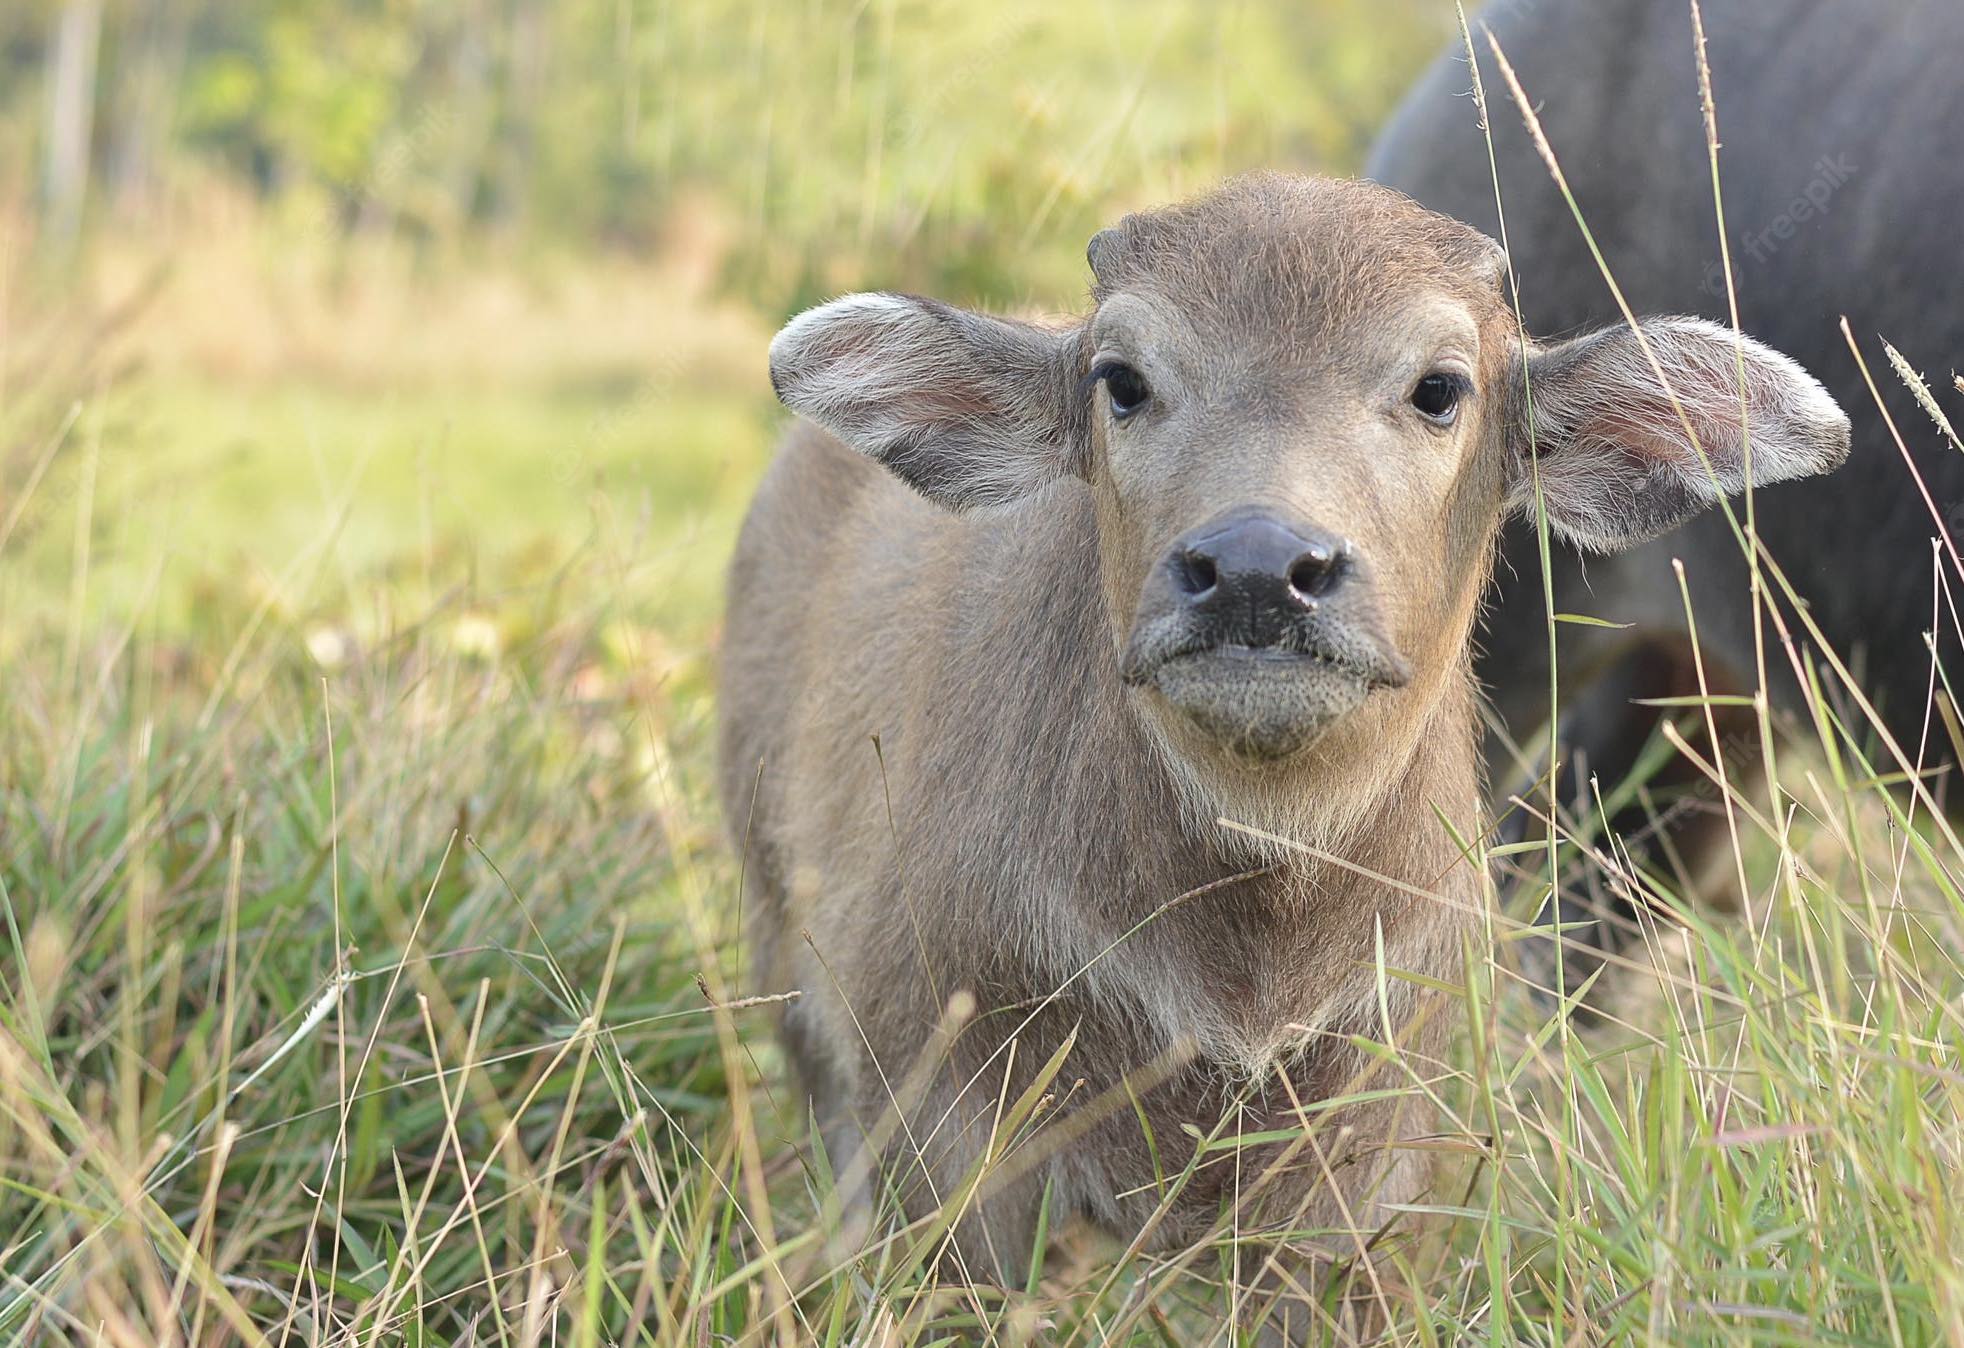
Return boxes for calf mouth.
[1122,629,1412,762]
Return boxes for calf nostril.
[1289,546,1344,599]
[1175,551,1219,598]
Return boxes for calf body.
[723,422,1477,1272]
[720,175,1848,1281]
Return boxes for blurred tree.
[104,0,192,219]
[41,0,101,246]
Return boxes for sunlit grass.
[1,371,776,640]
[5,481,1961,1343]
[5,272,1962,1342]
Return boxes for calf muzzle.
[1120,508,1411,760]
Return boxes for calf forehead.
[1091,174,1506,352]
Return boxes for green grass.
[1,372,777,642]
[5,312,1963,1346]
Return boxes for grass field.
[4,4,1964,1344]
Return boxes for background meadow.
[3,2,1961,1344]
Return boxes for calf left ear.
[1510,317,1851,553]
[768,293,1083,511]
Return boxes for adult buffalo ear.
[1507,316,1851,553]
[768,293,1084,511]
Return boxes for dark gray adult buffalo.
[1370,0,1964,978]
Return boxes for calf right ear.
[768,293,1084,511]
[1508,317,1852,553]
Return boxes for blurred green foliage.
[0,0,1456,644]
[2,0,1450,312]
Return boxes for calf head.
[768,175,1848,820]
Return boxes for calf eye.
[1411,372,1467,425]
[1094,361,1152,420]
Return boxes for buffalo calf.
[719,173,1849,1283]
